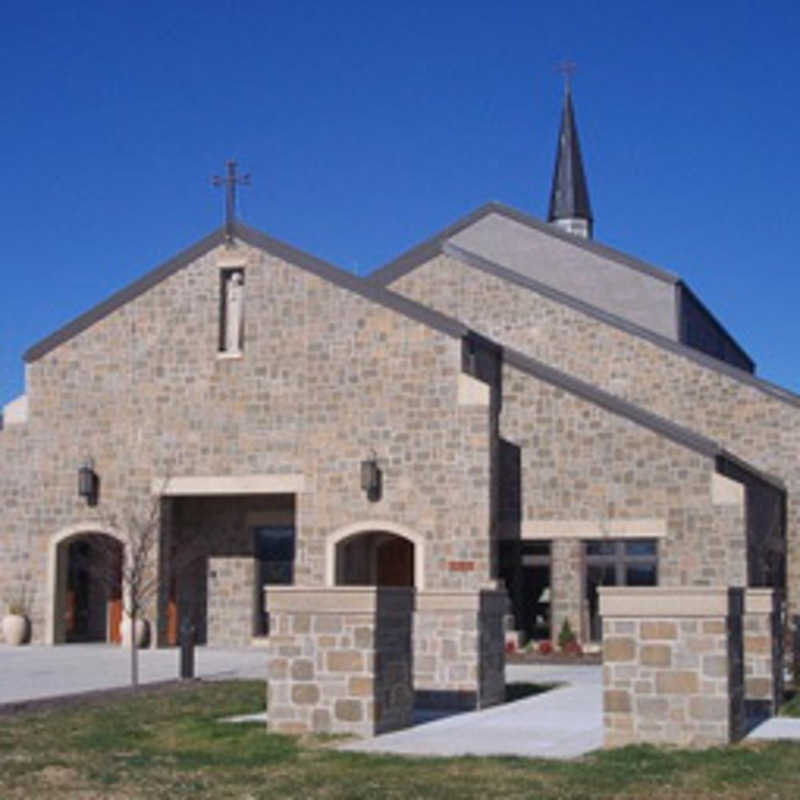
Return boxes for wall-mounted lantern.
[360,453,382,503]
[78,458,98,506]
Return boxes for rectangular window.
[499,541,551,641]
[585,539,658,641]
[253,525,295,634]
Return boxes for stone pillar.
[744,588,782,716]
[207,557,257,647]
[414,590,505,711]
[265,587,414,737]
[550,539,584,642]
[600,587,744,749]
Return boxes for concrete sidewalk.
[746,716,800,741]
[0,643,266,705]
[339,664,603,760]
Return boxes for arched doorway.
[51,531,123,644]
[335,531,415,587]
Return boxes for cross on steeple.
[212,160,251,243]
[555,60,577,94]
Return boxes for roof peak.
[547,87,593,238]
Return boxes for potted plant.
[2,583,33,646]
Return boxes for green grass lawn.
[1,681,799,799]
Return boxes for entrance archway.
[336,531,414,586]
[326,521,425,588]
[47,526,124,645]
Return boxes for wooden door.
[376,537,414,586]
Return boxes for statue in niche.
[224,270,244,353]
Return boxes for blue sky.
[1,1,798,405]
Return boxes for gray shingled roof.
[368,201,680,288]
[441,243,788,404]
[369,204,794,408]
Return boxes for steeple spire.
[547,76,593,239]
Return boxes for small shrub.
[563,639,583,657]
[537,640,553,655]
[557,618,576,650]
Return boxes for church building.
[0,88,794,712]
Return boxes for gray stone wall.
[414,590,505,710]
[600,587,745,749]
[207,557,257,647]
[501,362,747,641]
[0,241,495,643]
[389,253,798,609]
[744,589,783,714]
[550,539,583,645]
[265,587,414,737]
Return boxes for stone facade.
[600,587,745,749]
[265,587,414,737]
[207,557,257,647]
[414,590,505,710]
[389,250,794,612]
[744,588,783,715]
[0,237,497,646]
[500,362,750,641]
[0,202,791,739]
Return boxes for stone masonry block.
[604,690,631,713]
[656,671,699,695]
[641,644,671,667]
[641,621,677,640]
[604,638,635,662]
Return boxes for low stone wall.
[264,587,414,737]
[744,589,782,715]
[414,589,505,710]
[207,557,257,647]
[600,587,744,749]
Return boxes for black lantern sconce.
[78,457,99,507]
[360,452,382,503]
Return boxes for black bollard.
[180,618,196,680]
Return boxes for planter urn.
[2,613,31,646]
[121,617,150,648]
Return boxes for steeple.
[547,83,593,239]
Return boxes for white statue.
[224,271,244,353]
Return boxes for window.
[253,525,295,634]
[499,541,551,640]
[585,539,657,641]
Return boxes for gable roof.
[23,222,467,363]
[18,215,779,490]
[442,242,800,409]
[368,201,680,288]
[369,203,792,408]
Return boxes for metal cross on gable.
[212,160,251,243]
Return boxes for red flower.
[538,641,553,655]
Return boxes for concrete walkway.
[746,716,800,741]
[0,643,266,705]
[4,646,795,759]
[339,664,603,759]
